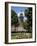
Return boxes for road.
[11,25,27,32]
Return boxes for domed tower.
[18,11,27,23]
[18,12,24,22]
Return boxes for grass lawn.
[11,32,32,39]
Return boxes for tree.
[11,10,19,31]
[25,8,32,33]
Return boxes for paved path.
[11,25,27,32]
[11,18,27,32]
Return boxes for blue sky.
[11,6,28,14]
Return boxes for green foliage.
[11,10,19,26]
[25,8,32,33]
[22,22,28,29]
[11,33,32,39]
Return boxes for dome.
[18,11,25,17]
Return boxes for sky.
[11,6,28,14]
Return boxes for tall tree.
[11,10,18,26]
[11,10,19,31]
[25,8,32,33]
